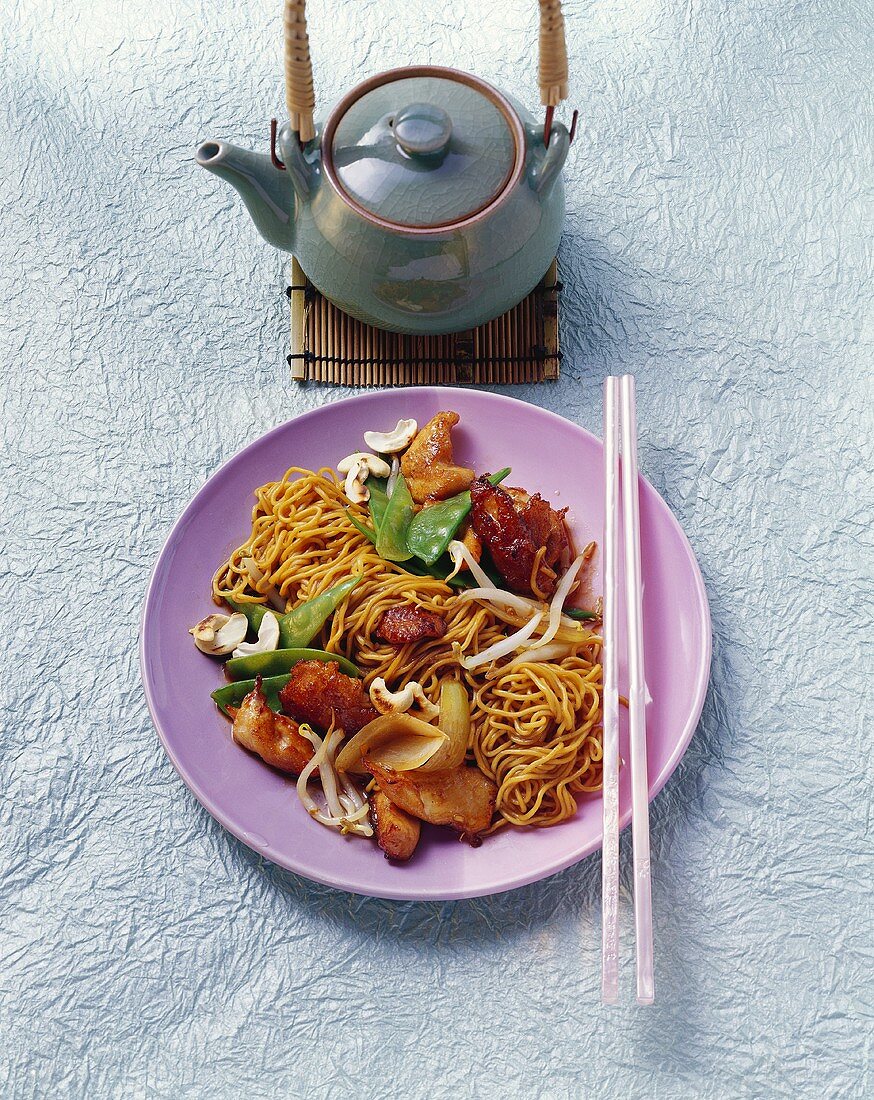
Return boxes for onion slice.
[421,680,470,771]
[335,713,448,776]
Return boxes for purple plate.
[140,388,711,901]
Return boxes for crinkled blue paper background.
[1,1,871,1096]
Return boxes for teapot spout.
[195,140,295,251]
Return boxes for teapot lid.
[322,67,525,231]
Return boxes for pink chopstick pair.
[601,375,654,1006]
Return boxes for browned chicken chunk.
[231,677,314,776]
[516,491,572,576]
[470,477,571,597]
[369,788,422,861]
[279,659,377,736]
[364,759,497,840]
[400,411,475,503]
[458,519,483,565]
[374,605,447,646]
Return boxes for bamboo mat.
[287,259,561,386]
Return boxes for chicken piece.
[231,677,314,776]
[470,477,545,595]
[374,605,447,646]
[279,659,377,736]
[458,518,482,566]
[470,478,571,597]
[369,788,422,861]
[516,491,572,576]
[364,759,497,840]
[400,411,475,503]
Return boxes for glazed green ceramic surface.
[332,76,515,226]
[196,69,569,334]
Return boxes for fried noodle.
[213,467,603,831]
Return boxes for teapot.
[196,1,575,335]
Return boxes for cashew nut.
[337,452,391,477]
[337,452,391,504]
[363,419,418,454]
[190,613,249,656]
[343,461,369,504]
[232,610,280,658]
[369,678,441,720]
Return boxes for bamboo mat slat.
[287,258,561,386]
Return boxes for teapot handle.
[531,123,570,196]
[283,0,569,144]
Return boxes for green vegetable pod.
[406,467,511,565]
[276,576,361,648]
[225,576,361,648]
[347,511,467,588]
[212,650,360,716]
[367,477,389,533]
[223,595,273,631]
[375,472,416,562]
[224,646,360,682]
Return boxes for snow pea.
[224,647,359,683]
[226,577,360,647]
[275,576,361,648]
[211,673,290,717]
[564,607,599,621]
[406,467,511,565]
[367,476,389,534]
[347,512,466,588]
[375,471,415,562]
[223,596,272,631]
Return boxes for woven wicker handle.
[283,0,569,143]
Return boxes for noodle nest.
[213,467,603,831]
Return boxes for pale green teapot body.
[196,67,569,335]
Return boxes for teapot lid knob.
[393,103,452,158]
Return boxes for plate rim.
[140,387,712,901]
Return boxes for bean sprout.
[461,611,544,671]
[447,540,493,588]
[528,552,587,651]
[295,724,373,838]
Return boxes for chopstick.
[620,374,654,1005]
[600,378,621,1005]
[601,374,655,1006]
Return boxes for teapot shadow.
[482,228,651,397]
